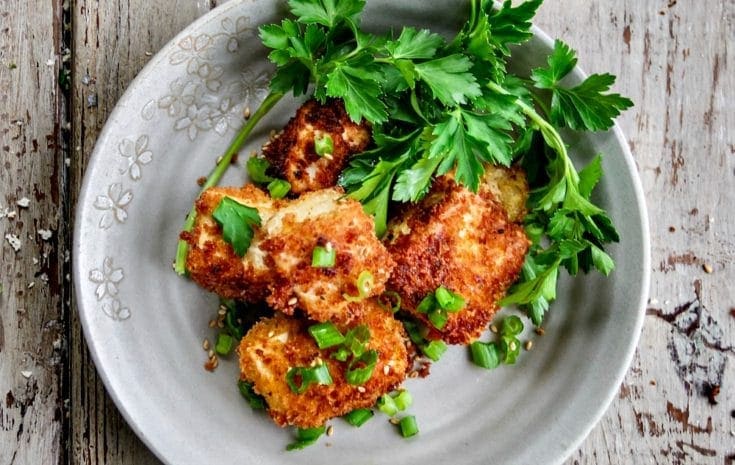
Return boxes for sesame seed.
[383,365,391,375]
[209,319,217,328]
[243,107,251,119]
[326,425,334,436]
[288,297,298,306]
[208,350,215,358]
[323,153,334,160]
[325,242,333,252]
[524,340,533,351]
[357,386,366,393]
[215,156,223,165]
[703,264,713,273]
[217,321,225,329]
[389,418,400,425]
[267,330,275,338]
[509,341,517,352]
[203,339,210,351]
[218,308,227,316]
[535,327,545,336]
[490,325,498,333]
[409,371,419,378]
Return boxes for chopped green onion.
[214,333,235,356]
[399,416,419,438]
[314,133,334,157]
[331,346,350,362]
[377,394,398,416]
[311,244,336,268]
[421,340,447,361]
[393,390,413,411]
[308,322,345,349]
[267,179,291,199]
[237,380,266,410]
[501,335,521,365]
[470,341,501,369]
[346,349,378,385]
[377,291,402,313]
[416,294,436,314]
[343,270,374,302]
[343,324,370,357]
[427,308,448,330]
[343,408,374,427]
[286,364,333,394]
[286,425,326,451]
[501,315,524,336]
[246,156,274,184]
[434,286,466,312]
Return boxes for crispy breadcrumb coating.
[238,301,409,428]
[384,176,530,344]
[262,99,371,194]
[184,186,394,324]
[261,188,395,325]
[183,184,277,302]
[478,165,529,223]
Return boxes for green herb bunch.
[175,0,632,327]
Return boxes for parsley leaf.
[288,0,365,28]
[414,55,482,106]
[486,0,543,55]
[326,57,388,123]
[212,197,262,257]
[532,40,634,131]
[384,27,445,60]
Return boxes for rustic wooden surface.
[0,0,732,464]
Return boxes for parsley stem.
[174,91,285,275]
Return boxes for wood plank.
[532,1,734,464]
[68,1,222,464]
[0,1,67,464]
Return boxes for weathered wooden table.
[1,0,733,463]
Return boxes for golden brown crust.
[262,99,371,194]
[238,301,409,428]
[385,176,530,344]
[183,184,278,302]
[261,188,395,325]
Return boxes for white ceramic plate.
[74,1,650,464]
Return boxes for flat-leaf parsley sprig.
[174,0,633,326]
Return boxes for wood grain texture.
[0,1,67,464]
[68,2,222,464]
[0,0,732,463]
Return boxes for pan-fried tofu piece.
[183,184,277,302]
[260,188,395,325]
[262,99,371,194]
[384,176,530,344]
[238,302,409,428]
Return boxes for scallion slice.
[214,333,235,356]
[377,291,401,313]
[267,179,291,199]
[470,341,501,369]
[286,364,333,394]
[311,244,336,268]
[343,270,374,302]
[237,380,266,410]
[416,294,436,314]
[501,315,524,336]
[427,308,448,330]
[346,349,378,385]
[393,390,413,411]
[314,133,334,157]
[343,324,370,358]
[421,340,447,361]
[331,346,350,362]
[501,335,521,364]
[308,322,345,349]
[399,415,419,438]
[286,425,326,451]
[434,286,466,312]
[377,394,398,416]
[343,408,374,427]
